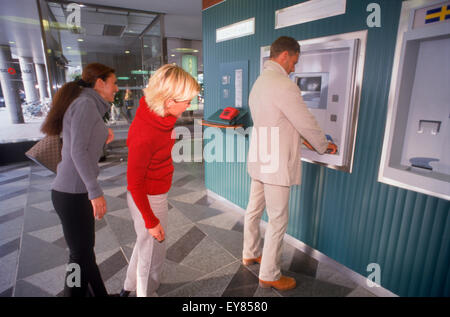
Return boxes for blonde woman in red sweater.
[120,64,200,297]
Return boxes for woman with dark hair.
[42,62,118,297]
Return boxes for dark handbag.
[25,135,62,173]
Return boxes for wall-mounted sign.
[216,18,255,43]
[413,0,450,29]
[0,62,23,81]
[275,0,346,29]
[219,60,249,110]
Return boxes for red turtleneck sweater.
[127,97,177,229]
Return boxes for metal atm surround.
[378,0,450,201]
[260,30,367,173]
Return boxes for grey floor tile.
[197,211,241,231]
[158,259,207,296]
[231,221,244,233]
[0,208,24,225]
[104,214,136,247]
[0,194,28,216]
[316,262,359,290]
[27,224,64,246]
[222,265,259,297]
[169,199,223,223]
[104,195,128,212]
[14,280,53,297]
[288,249,319,278]
[26,190,52,206]
[346,286,377,297]
[172,174,196,187]
[196,223,244,259]
[168,207,194,232]
[94,225,122,255]
[0,237,20,258]
[163,260,241,297]
[0,287,13,297]
[182,178,206,192]
[170,189,208,204]
[0,250,19,294]
[166,226,206,263]
[22,264,66,296]
[253,286,282,297]
[0,174,28,186]
[181,237,237,275]
[167,186,195,199]
[195,195,216,206]
[278,270,353,297]
[0,188,28,200]
[0,216,23,242]
[16,234,69,280]
[98,250,129,282]
[23,206,61,234]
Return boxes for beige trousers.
[124,192,168,297]
[243,179,290,281]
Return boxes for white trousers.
[243,179,290,281]
[124,192,168,297]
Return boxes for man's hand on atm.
[326,142,337,154]
[302,139,338,154]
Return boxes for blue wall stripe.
[203,0,450,296]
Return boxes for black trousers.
[51,190,108,297]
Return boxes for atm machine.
[260,30,367,172]
[379,0,450,200]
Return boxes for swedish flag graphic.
[425,5,450,24]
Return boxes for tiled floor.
[0,144,378,297]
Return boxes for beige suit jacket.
[247,60,328,186]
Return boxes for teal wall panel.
[202,0,450,297]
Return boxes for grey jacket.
[52,88,109,199]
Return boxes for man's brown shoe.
[259,276,296,291]
[242,256,262,266]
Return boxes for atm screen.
[295,73,329,109]
[298,77,322,101]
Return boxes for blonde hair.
[143,64,200,117]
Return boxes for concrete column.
[0,46,24,124]
[18,56,39,103]
[34,63,49,101]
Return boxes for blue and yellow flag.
[425,5,450,24]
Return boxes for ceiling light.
[66,46,72,49]
[125,50,130,54]
[9,41,15,44]
[77,38,84,42]
[193,50,199,53]
[173,48,197,53]
[170,54,175,57]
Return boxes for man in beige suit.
[243,36,337,291]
